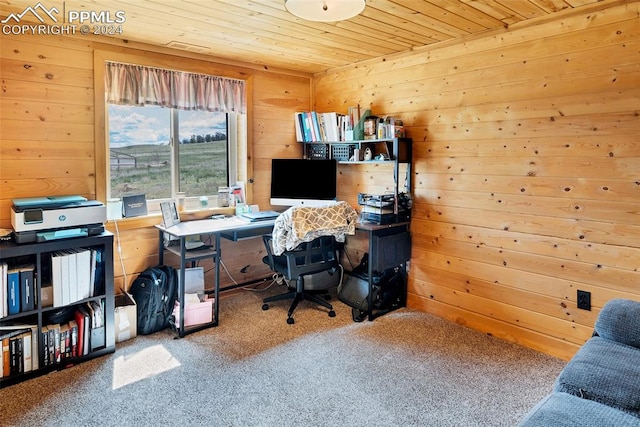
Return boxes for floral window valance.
[105,61,246,114]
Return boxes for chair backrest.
[285,235,339,278]
[263,234,340,280]
[270,201,358,256]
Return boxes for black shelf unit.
[303,137,412,207]
[355,222,411,321]
[303,137,413,321]
[0,232,115,388]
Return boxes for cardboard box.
[114,292,137,343]
[173,297,213,329]
[41,285,54,307]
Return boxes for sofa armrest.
[594,299,640,349]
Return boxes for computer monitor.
[270,158,337,207]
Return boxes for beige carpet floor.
[0,284,566,426]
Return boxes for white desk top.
[155,216,276,238]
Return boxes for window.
[104,61,246,212]
[108,105,233,209]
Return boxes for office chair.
[261,234,342,324]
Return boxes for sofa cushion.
[595,299,640,349]
[554,336,640,418]
[518,392,640,427]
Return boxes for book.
[41,326,50,367]
[91,248,104,297]
[21,330,32,373]
[73,309,86,357]
[0,262,7,318]
[1,336,9,376]
[47,326,56,365]
[1,328,31,376]
[47,323,61,364]
[294,112,304,142]
[9,335,21,374]
[58,324,67,363]
[51,251,64,307]
[69,320,78,358]
[7,267,21,315]
[1,325,39,373]
[65,249,77,304]
[75,248,92,301]
[59,323,71,362]
[19,264,35,312]
[302,112,313,142]
[311,111,322,142]
[81,306,91,355]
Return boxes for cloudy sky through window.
[109,105,226,147]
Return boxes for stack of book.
[0,248,104,319]
[294,107,370,143]
[358,192,412,225]
[50,248,104,308]
[0,324,38,376]
[0,300,105,377]
[294,111,342,142]
[0,263,35,317]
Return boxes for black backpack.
[129,265,178,335]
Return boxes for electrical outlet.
[577,290,591,311]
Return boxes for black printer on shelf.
[11,195,106,244]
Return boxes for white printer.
[11,195,106,244]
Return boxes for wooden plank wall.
[0,32,312,293]
[1,3,638,361]
[314,3,640,360]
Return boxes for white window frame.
[94,50,251,211]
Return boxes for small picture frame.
[122,194,148,218]
[160,201,180,228]
[229,182,246,206]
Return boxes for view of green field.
[110,140,228,200]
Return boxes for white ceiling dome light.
[285,0,366,22]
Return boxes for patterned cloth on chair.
[271,201,358,255]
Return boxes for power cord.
[112,219,127,290]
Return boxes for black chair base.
[261,235,341,324]
[262,288,336,324]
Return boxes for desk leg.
[178,236,186,337]
[213,233,220,325]
[158,229,165,265]
[367,229,374,321]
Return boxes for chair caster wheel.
[262,303,269,311]
[287,317,295,325]
[329,310,336,318]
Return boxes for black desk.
[156,216,275,337]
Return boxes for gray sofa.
[519,298,640,427]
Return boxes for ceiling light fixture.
[285,0,366,22]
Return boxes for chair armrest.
[594,299,640,349]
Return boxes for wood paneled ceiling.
[0,0,616,74]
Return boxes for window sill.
[105,207,235,231]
